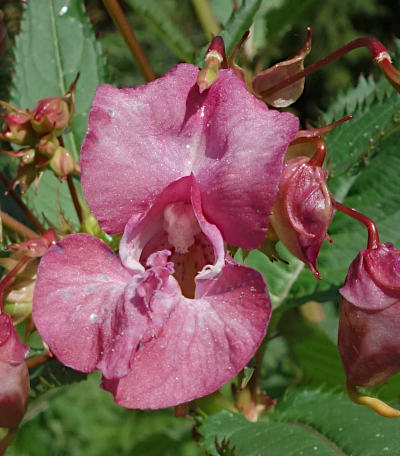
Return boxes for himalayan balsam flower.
[0,312,29,428]
[339,242,400,386]
[33,64,298,409]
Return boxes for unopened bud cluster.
[0,77,80,192]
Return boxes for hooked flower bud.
[338,242,400,386]
[252,28,312,107]
[269,153,333,279]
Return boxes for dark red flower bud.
[339,242,400,386]
[270,155,333,278]
[0,312,30,428]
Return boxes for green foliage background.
[0,0,400,455]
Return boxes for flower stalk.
[261,37,400,99]
[333,200,379,249]
[102,0,155,82]
[0,211,38,240]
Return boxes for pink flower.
[33,64,298,409]
[0,312,30,428]
[339,242,400,386]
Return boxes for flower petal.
[33,234,133,374]
[81,64,298,248]
[81,65,200,234]
[102,261,270,409]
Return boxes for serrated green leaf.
[126,0,194,62]
[279,309,345,389]
[200,390,400,456]
[10,0,106,229]
[318,111,400,289]
[259,66,400,308]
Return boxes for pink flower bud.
[270,155,333,278]
[338,242,400,386]
[6,229,56,258]
[0,312,30,428]
[49,146,76,179]
[0,111,35,146]
[37,134,59,157]
[31,97,70,135]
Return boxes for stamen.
[163,202,201,254]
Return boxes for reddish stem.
[26,354,49,370]
[297,137,327,167]
[0,256,31,301]
[102,0,155,82]
[1,210,39,239]
[0,172,46,234]
[260,37,389,98]
[295,115,353,141]
[333,200,380,249]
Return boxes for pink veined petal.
[81,65,200,234]
[81,64,298,248]
[194,71,299,249]
[33,235,179,380]
[33,234,133,374]
[102,261,270,409]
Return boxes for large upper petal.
[81,64,298,248]
[102,260,271,409]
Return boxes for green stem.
[1,210,39,239]
[102,0,155,82]
[191,0,220,40]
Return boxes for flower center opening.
[163,202,214,298]
[138,201,215,299]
